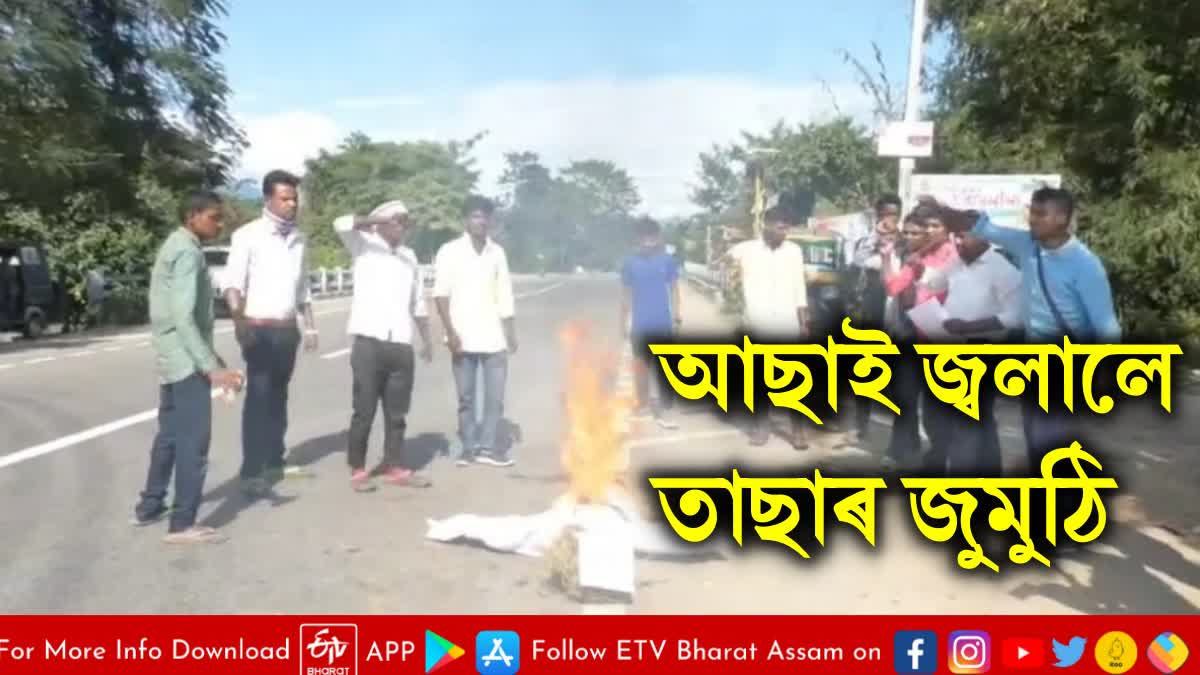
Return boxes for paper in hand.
[907,300,951,341]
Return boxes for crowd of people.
[700,187,1122,479]
[130,167,1122,545]
[133,171,517,544]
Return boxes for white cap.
[370,200,409,218]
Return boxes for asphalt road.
[0,276,596,613]
[0,275,1196,614]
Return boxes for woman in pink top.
[883,209,960,314]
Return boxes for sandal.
[163,526,227,545]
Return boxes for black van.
[0,243,61,338]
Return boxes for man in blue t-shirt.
[621,218,681,427]
[920,187,1121,471]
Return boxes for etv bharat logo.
[300,624,359,675]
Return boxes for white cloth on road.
[727,238,808,338]
[221,215,311,320]
[333,214,427,344]
[432,234,515,353]
[425,490,713,559]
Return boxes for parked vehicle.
[0,243,61,338]
[202,245,231,315]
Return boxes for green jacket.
[149,228,219,384]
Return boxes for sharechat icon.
[1147,632,1188,674]
[1052,637,1086,668]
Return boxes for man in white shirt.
[222,170,318,496]
[726,204,811,450]
[334,200,434,492]
[433,196,518,468]
[927,231,1022,476]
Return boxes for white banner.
[905,174,1062,230]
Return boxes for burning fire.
[559,321,633,503]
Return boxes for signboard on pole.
[877,121,935,157]
[905,174,1062,230]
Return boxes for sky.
[221,0,926,217]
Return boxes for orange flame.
[559,321,632,503]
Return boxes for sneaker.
[266,464,313,481]
[163,526,227,545]
[474,452,514,468]
[240,477,271,498]
[350,469,375,493]
[130,506,169,527]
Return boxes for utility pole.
[898,0,928,211]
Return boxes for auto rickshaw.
[787,229,846,337]
[0,243,61,338]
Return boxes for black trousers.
[239,324,300,479]
[348,336,416,471]
[136,374,212,532]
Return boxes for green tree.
[928,0,1200,341]
[300,132,483,266]
[0,0,244,328]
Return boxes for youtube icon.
[1001,638,1046,669]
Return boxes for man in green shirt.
[133,191,243,544]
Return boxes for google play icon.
[426,630,466,673]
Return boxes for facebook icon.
[894,631,937,673]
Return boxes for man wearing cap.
[334,201,434,492]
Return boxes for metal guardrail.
[308,265,436,298]
[684,262,725,296]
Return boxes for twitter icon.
[1053,637,1087,668]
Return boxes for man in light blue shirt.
[921,187,1121,471]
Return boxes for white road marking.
[0,390,220,470]
[0,282,572,469]
[1137,449,1171,464]
[321,347,351,360]
[0,300,357,373]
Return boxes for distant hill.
[230,177,261,202]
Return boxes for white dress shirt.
[334,215,428,344]
[432,234,515,354]
[728,238,808,338]
[943,247,1022,339]
[221,214,311,321]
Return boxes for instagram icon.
[948,630,991,674]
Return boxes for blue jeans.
[239,325,300,479]
[136,374,213,532]
[452,351,508,457]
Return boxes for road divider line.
[24,357,54,365]
[0,389,224,470]
[0,281,572,469]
